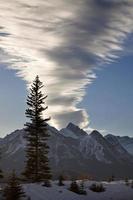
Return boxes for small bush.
[131,180,133,188]
[79,181,87,195]
[89,183,105,192]
[69,180,80,194]
[125,178,129,186]
[69,180,87,195]
[43,179,51,187]
[107,175,115,182]
[58,175,64,186]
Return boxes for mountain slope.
[105,134,133,162]
[117,136,133,155]
[105,134,133,156]
[0,123,133,179]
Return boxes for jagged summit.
[66,122,87,137]
[105,134,120,145]
[0,123,133,178]
[90,130,103,140]
[106,134,133,155]
[66,122,77,129]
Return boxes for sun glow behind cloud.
[0,0,133,129]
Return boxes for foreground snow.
[23,180,133,200]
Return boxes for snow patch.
[80,136,110,163]
[60,128,78,139]
[23,181,133,200]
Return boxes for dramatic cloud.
[0,0,133,129]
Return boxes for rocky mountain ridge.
[0,123,133,179]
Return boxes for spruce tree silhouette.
[3,171,25,200]
[23,75,51,182]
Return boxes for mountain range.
[0,123,133,179]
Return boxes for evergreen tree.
[3,171,25,200]
[89,183,105,192]
[79,181,87,195]
[58,175,64,186]
[23,75,51,182]
[69,180,80,194]
[125,177,129,186]
[0,169,3,179]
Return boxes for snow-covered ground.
[23,180,133,200]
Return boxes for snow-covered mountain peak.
[66,122,87,137]
[117,136,133,155]
[1,124,133,178]
[60,128,79,139]
[1,129,26,156]
[90,130,103,140]
[105,134,133,158]
[66,122,77,129]
[105,134,120,145]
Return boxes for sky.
[0,0,133,137]
[81,54,133,136]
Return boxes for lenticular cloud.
[0,0,133,129]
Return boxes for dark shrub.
[79,181,87,195]
[69,181,80,194]
[107,175,115,182]
[43,179,51,187]
[131,180,133,188]
[125,178,129,186]
[89,183,105,192]
[69,180,87,195]
[58,175,64,186]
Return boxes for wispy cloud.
[0,0,133,129]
